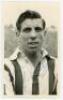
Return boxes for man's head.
[16,10,46,54]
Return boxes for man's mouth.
[28,41,39,48]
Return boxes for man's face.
[18,18,45,54]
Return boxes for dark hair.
[16,10,46,32]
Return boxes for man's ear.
[16,31,20,37]
[44,28,47,37]
[15,28,20,37]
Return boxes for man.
[4,10,58,95]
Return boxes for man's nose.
[30,29,37,40]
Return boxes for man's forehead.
[21,18,43,28]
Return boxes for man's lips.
[28,41,39,45]
[28,41,39,47]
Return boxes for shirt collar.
[9,47,48,61]
[41,48,48,58]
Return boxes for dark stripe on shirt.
[4,64,15,93]
[11,59,23,95]
[32,62,41,94]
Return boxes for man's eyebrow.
[35,26,43,29]
[22,27,32,32]
[35,27,43,30]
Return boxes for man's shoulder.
[41,48,56,61]
[5,48,19,61]
[4,48,18,74]
[9,48,20,60]
[4,48,20,73]
[46,54,56,61]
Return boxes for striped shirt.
[4,48,58,95]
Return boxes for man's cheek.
[23,37,29,42]
[39,35,43,41]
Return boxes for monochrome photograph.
[3,1,60,96]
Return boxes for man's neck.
[24,50,42,67]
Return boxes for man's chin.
[27,47,39,54]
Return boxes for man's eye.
[35,27,43,32]
[23,28,32,33]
